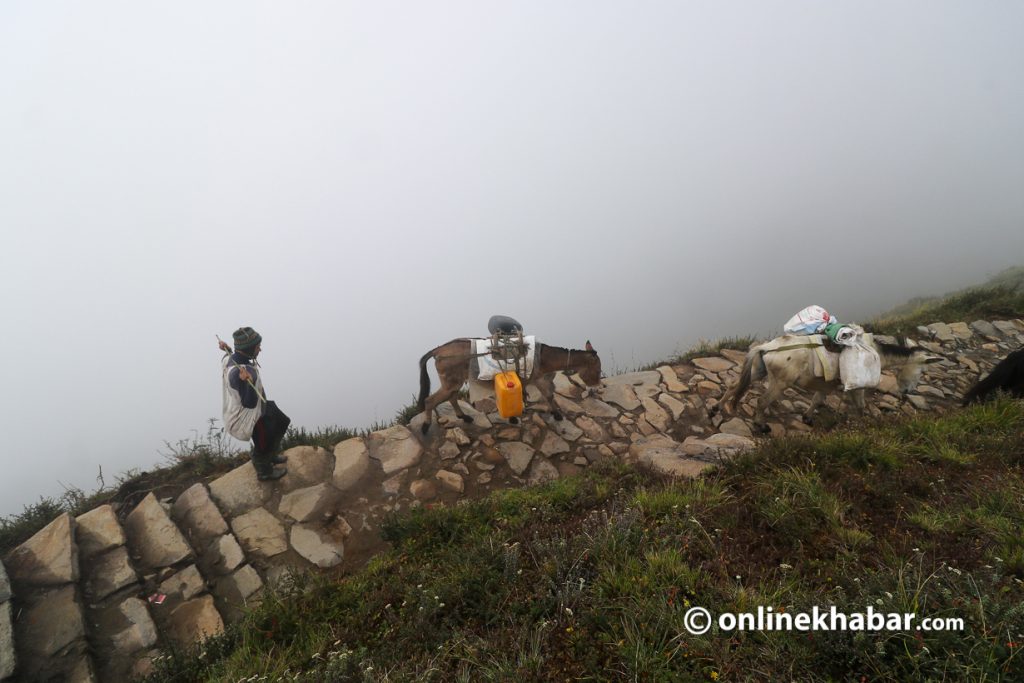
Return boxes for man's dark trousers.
[251,401,291,474]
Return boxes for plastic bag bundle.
[784,305,835,335]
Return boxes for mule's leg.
[532,376,562,421]
[802,391,826,425]
[851,389,866,417]
[753,382,785,433]
[449,395,473,424]
[421,385,458,435]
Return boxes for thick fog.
[2,1,1023,516]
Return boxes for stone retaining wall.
[2,318,1022,681]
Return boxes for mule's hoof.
[461,415,473,424]
[509,416,519,425]
[708,404,720,417]
[757,423,771,435]
[802,415,814,426]
[552,412,563,422]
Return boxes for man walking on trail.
[219,327,290,481]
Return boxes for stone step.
[122,491,234,662]
[1,513,97,681]
[76,504,159,681]
[170,482,262,625]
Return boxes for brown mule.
[417,339,601,435]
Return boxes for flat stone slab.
[553,372,583,398]
[993,320,1021,337]
[109,597,158,654]
[75,505,125,559]
[1,601,14,680]
[603,371,662,387]
[705,433,756,450]
[333,437,371,491]
[719,349,748,364]
[166,595,224,646]
[208,462,273,518]
[543,414,584,441]
[123,493,192,571]
[691,357,736,374]
[410,479,437,501]
[719,418,754,439]
[231,508,288,559]
[580,397,619,418]
[527,457,560,485]
[948,322,972,339]
[552,394,584,416]
[926,322,955,342]
[159,564,206,601]
[496,442,535,476]
[658,393,687,420]
[16,585,86,657]
[657,366,688,392]
[600,384,641,411]
[83,546,138,602]
[279,482,340,523]
[629,437,710,478]
[435,470,465,493]
[201,534,245,576]
[575,415,607,442]
[641,396,671,432]
[368,426,423,475]
[410,400,492,432]
[539,431,571,456]
[214,564,264,618]
[3,512,79,588]
[970,320,1002,340]
[171,484,229,545]
[279,446,335,492]
[683,433,756,457]
[290,525,345,568]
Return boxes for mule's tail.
[417,349,435,411]
[729,349,760,411]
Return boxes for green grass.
[867,284,1024,336]
[143,399,1024,682]
[638,335,759,372]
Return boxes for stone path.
[2,318,1022,681]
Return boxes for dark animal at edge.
[962,348,1024,405]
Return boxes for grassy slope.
[867,267,1024,336]
[146,400,1024,682]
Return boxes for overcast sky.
[1,1,1022,516]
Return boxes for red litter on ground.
[147,593,166,605]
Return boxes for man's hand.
[238,366,253,383]
[218,340,232,353]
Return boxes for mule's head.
[577,340,602,386]
[895,349,944,395]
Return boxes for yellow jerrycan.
[494,371,524,418]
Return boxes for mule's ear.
[585,340,594,352]
[924,355,943,364]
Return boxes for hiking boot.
[256,466,287,481]
[271,454,288,465]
